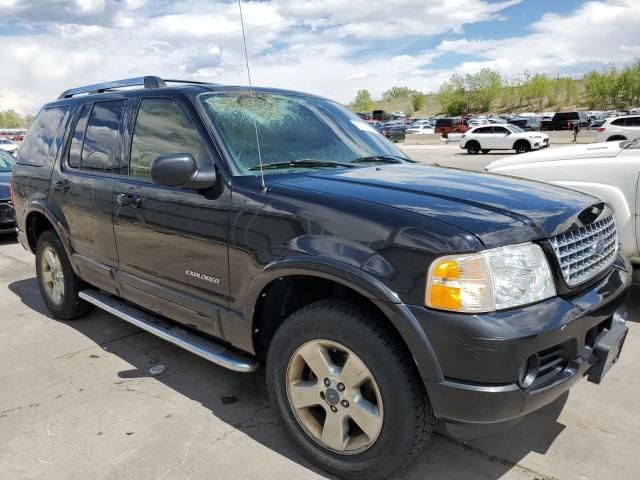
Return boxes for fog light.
[518,354,540,389]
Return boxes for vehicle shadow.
[9,276,572,479]
[0,232,18,246]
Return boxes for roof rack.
[57,76,215,99]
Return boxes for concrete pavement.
[1,159,639,480]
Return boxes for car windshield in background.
[199,92,407,175]
[507,125,525,133]
[0,150,15,172]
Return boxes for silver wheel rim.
[41,247,65,305]
[286,339,384,455]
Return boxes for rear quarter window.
[17,106,69,166]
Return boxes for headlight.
[425,243,556,312]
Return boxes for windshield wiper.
[621,138,640,150]
[248,159,357,171]
[350,155,413,164]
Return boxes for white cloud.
[0,0,638,115]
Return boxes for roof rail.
[57,76,216,99]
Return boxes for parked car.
[376,123,406,142]
[0,149,15,234]
[406,124,434,134]
[507,117,541,131]
[596,115,640,142]
[12,76,631,480]
[486,139,640,265]
[434,116,469,136]
[0,138,18,155]
[460,124,549,154]
[540,111,590,130]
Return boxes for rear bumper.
[412,255,631,425]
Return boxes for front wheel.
[36,230,92,320]
[267,300,434,480]
[514,140,531,154]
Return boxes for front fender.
[247,255,445,383]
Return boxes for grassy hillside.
[363,79,592,117]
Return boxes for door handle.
[117,193,142,209]
[53,180,70,193]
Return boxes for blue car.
[0,149,15,234]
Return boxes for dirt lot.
[1,145,638,479]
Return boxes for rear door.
[113,95,230,338]
[48,99,128,293]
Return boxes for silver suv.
[596,115,640,142]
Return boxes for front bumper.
[0,202,15,233]
[413,255,631,425]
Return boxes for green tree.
[438,75,469,115]
[382,86,417,101]
[584,66,621,109]
[523,74,553,112]
[352,89,373,112]
[466,68,502,112]
[0,109,24,128]
[410,92,426,112]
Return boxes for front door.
[49,99,128,293]
[113,96,230,337]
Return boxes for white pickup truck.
[487,140,640,265]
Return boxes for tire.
[481,149,490,154]
[36,230,93,320]
[466,141,480,154]
[514,140,531,154]
[388,135,396,142]
[606,136,627,142]
[267,300,434,480]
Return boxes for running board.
[79,290,259,373]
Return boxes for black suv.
[12,77,631,480]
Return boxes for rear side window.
[612,118,626,126]
[18,106,68,166]
[628,117,640,127]
[81,100,126,172]
[68,104,92,169]
[129,98,203,179]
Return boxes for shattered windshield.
[199,92,407,175]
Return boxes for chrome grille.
[549,215,618,287]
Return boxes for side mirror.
[504,131,511,135]
[150,153,217,190]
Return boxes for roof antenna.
[238,0,266,191]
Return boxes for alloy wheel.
[286,339,384,455]
[41,247,65,305]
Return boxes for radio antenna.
[238,0,266,190]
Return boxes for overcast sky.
[1,0,639,114]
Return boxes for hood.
[0,171,11,200]
[271,164,602,248]
[487,141,621,171]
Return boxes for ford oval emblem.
[591,237,606,256]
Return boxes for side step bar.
[79,290,259,373]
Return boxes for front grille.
[549,215,618,287]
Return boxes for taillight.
[598,127,605,132]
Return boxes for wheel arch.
[248,257,444,384]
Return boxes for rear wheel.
[607,136,627,142]
[514,140,531,154]
[267,300,434,480]
[466,141,480,154]
[36,230,92,320]
[388,135,396,142]
[481,149,490,154]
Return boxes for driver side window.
[129,98,204,179]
